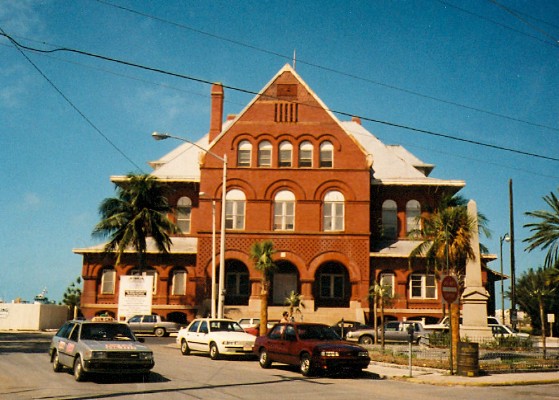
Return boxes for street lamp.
[152,131,228,318]
[499,233,511,324]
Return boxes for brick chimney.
[209,82,224,142]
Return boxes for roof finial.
[293,49,296,70]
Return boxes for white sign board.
[117,275,153,322]
[548,313,555,323]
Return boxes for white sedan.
[176,318,256,360]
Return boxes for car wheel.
[259,348,272,368]
[300,353,314,376]
[359,335,373,345]
[209,342,220,360]
[73,355,86,382]
[180,339,190,355]
[52,350,63,372]
[154,327,166,337]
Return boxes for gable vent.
[274,102,298,123]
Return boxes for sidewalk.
[366,361,559,386]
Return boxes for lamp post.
[499,233,510,324]
[152,132,228,318]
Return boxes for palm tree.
[250,240,277,336]
[516,267,556,359]
[524,189,559,270]
[284,291,305,321]
[369,282,392,350]
[92,173,179,270]
[410,203,475,367]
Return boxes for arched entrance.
[271,261,300,306]
[314,261,350,307]
[224,260,250,306]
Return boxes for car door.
[127,315,143,333]
[383,322,401,342]
[265,324,290,363]
[54,322,76,367]
[59,323,80,367]
[185,320,202,351]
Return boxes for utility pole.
[509,179,517,330]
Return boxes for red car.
[253,322,370,376]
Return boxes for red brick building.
[75,64,499,325]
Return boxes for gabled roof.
[342,121,464,188]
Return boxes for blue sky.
[1,0,557,309]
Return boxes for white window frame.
[406,199,421,234]
[323,191,344,231]
[258,140,272,167]
[225,189,246,230]
[237,140,252,167]
[319,141,333,168]
[279,141,292,167]
[171,269,187,295]
[177,196,192,233]
[379,272,395,297]
[274,190,295,231]
[101,268,115,294]
[409,273,437,299]
[298,141,313,168]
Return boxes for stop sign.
[441,275,459,304]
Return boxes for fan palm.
[92,173,179,269]
[249,240,277,336]
[284,291,305,321]
[524,189,559,270]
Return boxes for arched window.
[225,189,246,230]
[258,140,272,167]
[274,190,295,230]
[382,200,398,239]
[130,268,158,295]
[278,141,293,167]
[379,272,395,297]
[171,268,187,295]
[225,261,250,305]
[319,141,333,168]
[177,197,192,233]
[100,267,115,294]
[406,200,421,234]
[323,190,344,231]
[237,140,252,167]
[298,141,313,168]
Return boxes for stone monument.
[460,200,493,339]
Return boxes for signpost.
[441,275,459,375]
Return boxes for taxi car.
[49,317,154,381]
[253,322,370,376]
[177,318,256,360]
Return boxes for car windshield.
[297,325,340,341]
[80,323,136,341]
[209,321,245,332]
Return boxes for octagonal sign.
[441,275,459,304]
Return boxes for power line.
[487,0,559,44]
[2,31,558,163]
[94,0,559,136]
[0,28,143,172]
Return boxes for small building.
[74,64,499,324]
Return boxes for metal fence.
[366,335,559,374]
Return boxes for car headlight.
[320,351,339,357]
[91,351,108,359]
[139,352,153,360]
[358,351,369,357]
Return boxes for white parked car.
[176,318,256,360]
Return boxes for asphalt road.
[1,332,559,399]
